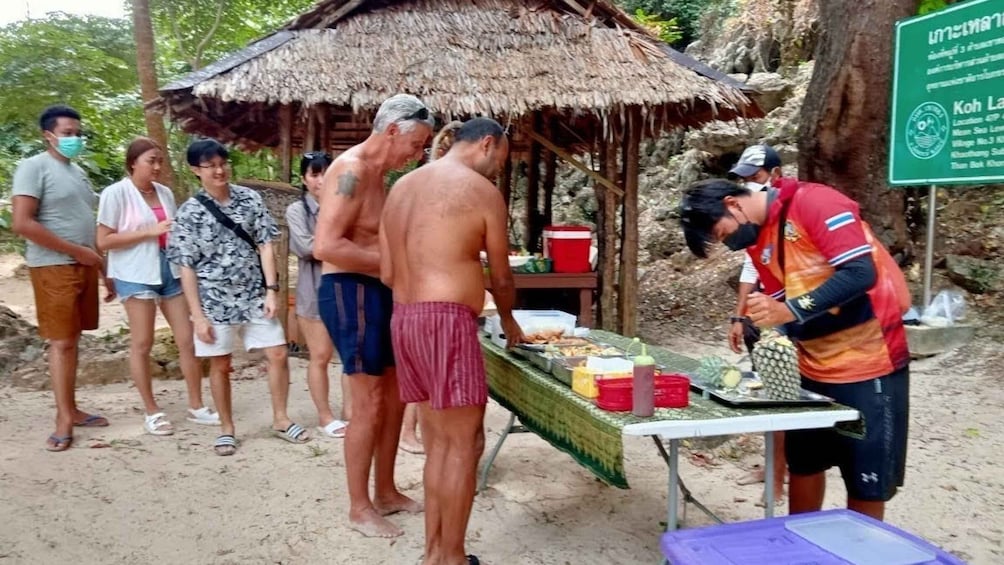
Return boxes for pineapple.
[752,330,801,400]
[697,355,743,390]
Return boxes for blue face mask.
[52,136,85,159]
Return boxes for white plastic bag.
[920,290,967,327]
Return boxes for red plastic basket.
[595,374,691,412]
[654,374,691,408]
[595,377,633,412]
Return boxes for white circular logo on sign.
[905,102,949,160]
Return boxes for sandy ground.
[1,253,1002,564]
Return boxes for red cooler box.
[543,226,592,273]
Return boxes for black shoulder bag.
[195,193,266,288]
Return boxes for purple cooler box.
[660,509,964,565]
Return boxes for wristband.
[729,316,750,324]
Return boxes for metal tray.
[689,372,835,408]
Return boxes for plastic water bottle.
[632,343,655,417]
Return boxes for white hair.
[372,94,434,134]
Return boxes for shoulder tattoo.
[337,171,359,198]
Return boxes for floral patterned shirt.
[167,185,279,324]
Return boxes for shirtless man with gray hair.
[381,117,524,565]
[314,93,434,537]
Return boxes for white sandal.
[144,412,174,436]
[316,420,348,439]
[186,407,220,426]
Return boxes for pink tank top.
[151,206,168,249]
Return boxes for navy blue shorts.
[786,365,910,502]
[318,273,394,376]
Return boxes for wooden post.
[279,104,293,183]
[524,113,542,252]
[499,154,513,210]
[542,116,557,229]
[304,106,317,153]
[597,133,620,331]
[277,103,293,338]
[317,104,330,153]
[618,107,641,337]
[596,143,608,329]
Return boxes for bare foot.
[374,492,424,516]
[348,508,403,538]
[399,436,424,454]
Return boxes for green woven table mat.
[482,330,849,489]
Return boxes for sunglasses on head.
[302,151,331,160]
[403,107,430,122]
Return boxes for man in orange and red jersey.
[679,177,911,521]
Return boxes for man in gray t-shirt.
[11,105,115,452]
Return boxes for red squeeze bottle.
[632,343,655,417]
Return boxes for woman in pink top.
[97,137,218,435]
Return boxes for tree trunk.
[798,0,921,257]
[132,0,180,199]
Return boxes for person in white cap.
[728,143,786,501]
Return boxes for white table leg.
[764,431,775,518]
[668,438,680,530]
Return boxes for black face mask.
[723,221,760,250]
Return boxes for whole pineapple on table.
[696,355,743,390]
[752,330,801,400]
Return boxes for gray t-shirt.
[12,152,97,267]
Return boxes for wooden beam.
[499,154,513,211]
[319,0,365,27]
[316,104,330,153]
[543,117,557,228]
[278,104,293,183]
[525,129,623,197]
[525,113,542,252]
[618,107,642,337]
[597,137,620,331]
[304,106,317,153]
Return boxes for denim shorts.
[114,251,183,302]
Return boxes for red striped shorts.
[391,302,486,410]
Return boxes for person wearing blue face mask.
[11,104,117,452]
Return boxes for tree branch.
[165,2,193,68]
[193,0,226,70]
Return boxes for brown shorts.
[29,264,99,340]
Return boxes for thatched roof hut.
[160,0,755,152]
[157,0,760,335]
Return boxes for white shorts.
[194,315,286,357]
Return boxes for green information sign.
[889,0,1004,186]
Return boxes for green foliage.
[631,9,683,44]
[0,14,141,189]
[148,0,316,74]
[616,0,709,47]
[918,0,950,15]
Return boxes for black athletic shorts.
[785,365,909,502]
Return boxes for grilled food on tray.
[523,329,585,344]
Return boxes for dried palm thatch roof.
[159,0,759,150]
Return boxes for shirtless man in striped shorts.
[380,117,524,565]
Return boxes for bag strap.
[195,193,258,251]
[195,193,266,287]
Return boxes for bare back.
[382,160,504,314]
[315,145,387,278]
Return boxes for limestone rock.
[945,255,1003,294]
[745,72,793,113]
[0,305,44,377]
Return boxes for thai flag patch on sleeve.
[825,212,855,231]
